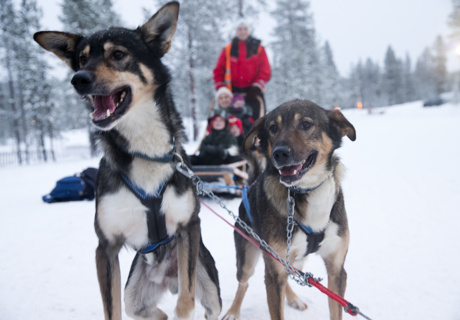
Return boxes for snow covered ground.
[1,101,459,320]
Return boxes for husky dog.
[34,2,221,320]
[223,100,356,320]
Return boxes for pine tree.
[0,0,24,163]
[155,0,226,140]
[59,0,121,155]
[432,35,448,95]
[318,41,340,108]
[269,0,319,107]
[60,0,120,35]
[414,48,436,100]
[383,46,404,106]
[449,0,460,42]
[402,54,416,102]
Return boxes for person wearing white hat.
[213,18,271,120]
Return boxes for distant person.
[190,113,240,166]
[214,88,254,134]
[213,19,271,120]
[228,116,244,149]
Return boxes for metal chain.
[175,162,319,286]
[285,189,296,276]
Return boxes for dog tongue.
[92,95,116,120]
[280,163,303,176]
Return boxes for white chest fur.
[300,177,336,232]
[97,188,150,249]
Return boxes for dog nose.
[272,146,291,164]
[71,71,94,92]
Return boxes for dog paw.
[287,298,308,311]
[173,309,195,320]
[222,313,239,320]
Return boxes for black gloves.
[246,86,262,100]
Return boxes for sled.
[192,160,248,196]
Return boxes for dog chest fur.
[97,188,150,249]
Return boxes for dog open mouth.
[277,150,318,184]
[89,87,132,127]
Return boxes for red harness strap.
[200,200,369,319]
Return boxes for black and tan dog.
[34,3,221,320]
[223,100,356,320]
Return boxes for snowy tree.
[60,0,121,35]
[268,0,320,107]
[414,48,436,100]
[155,0,226,140]
[59,0,121,155]
[432,35,448,95]
[449,0,460,42]
[383,46,404,106]
[318,41,341,108]
[402,54,416,102]
[0,0,24,163]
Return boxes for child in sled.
[190,113,241,166]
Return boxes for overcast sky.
[36,0,454,77]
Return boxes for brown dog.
[223,100,356,320]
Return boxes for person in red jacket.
[213,19,271,120]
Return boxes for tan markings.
[276,115,282,124]
[323,232,349,320]
[223,242,260,320]
[81,45,90,56]
[267,141,272,159]
[263,256,288,320]
[294,113,302,121]
[264,175,289,215]
[139,63,155,85]
[175,230,198,319]
[103,42,115,52]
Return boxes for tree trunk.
[188,31,199,141]
[5,51,22,165]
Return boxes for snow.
[1,101,459,320]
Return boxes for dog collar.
[120,137,176,163]
[289,179,326,195]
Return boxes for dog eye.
[79,55,88,65]
[112,50,126,61]
[269,124,278,134]
[301,121,312,130]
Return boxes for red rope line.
[200,199,359,317]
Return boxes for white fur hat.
[215,86,233,100]
[235,18,251,33]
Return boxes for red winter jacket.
[213,37,271,91]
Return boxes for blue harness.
[119,141,176,254]
[242,182,326,256]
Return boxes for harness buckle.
[175,161,195,179]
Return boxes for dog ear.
[327,109,356,141]
[34,31,82,70]
[140,2,179,56]
[243,116,266,152]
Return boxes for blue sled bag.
[42,167,98,203]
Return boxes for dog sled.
[189,99,251,196]
[191,159,248,196]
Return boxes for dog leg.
[263,256,288,320]
[174,219,201,320]
[196,241,222,320]
[284,257,308,311]
[285,282,308,311]
[223,234,261,320]
[96,242,122,320]
[322,238,349,320]
[124,254,169,320]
